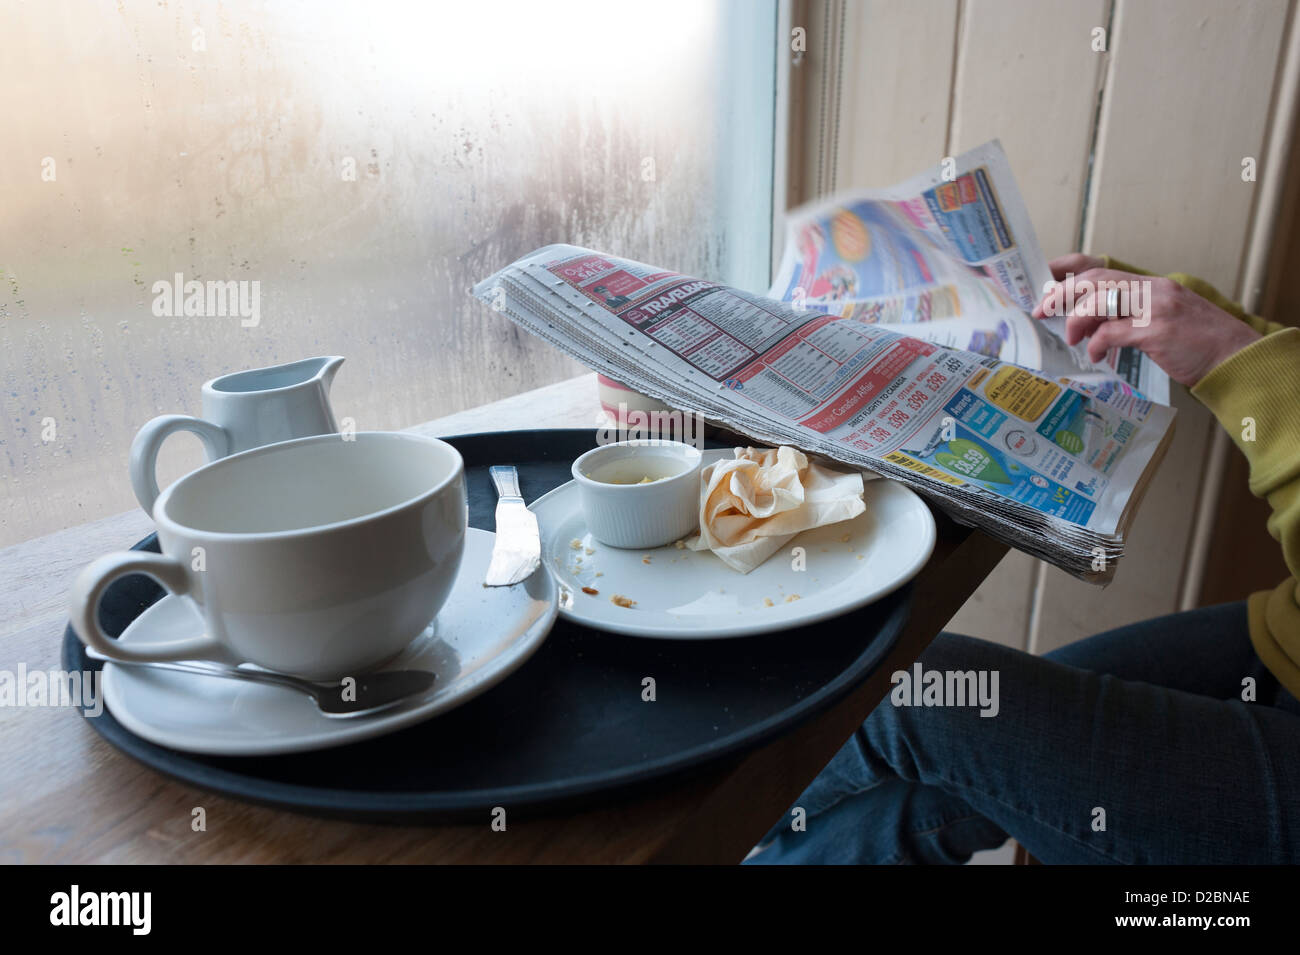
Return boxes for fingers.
[1084,317,1142,364]
[1034,257,1108,316]
[1066,309,1108,347]
[1062,275,1117,343]
[1033,257,1089,316]
[1034,267,1146,323]
[1047,253,1104,282]
[1029,264,1167,371]
[1033,268,1153,363]
[1073,267,1146,289]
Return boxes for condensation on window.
[0,0,775,545]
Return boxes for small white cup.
[572,440,702,549]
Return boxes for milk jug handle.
[129,414,231,516]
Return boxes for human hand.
[1031,256,1261,388]
[1041,252,1106,282]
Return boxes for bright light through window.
[0,0,776,546]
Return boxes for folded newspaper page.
[768,141,1171,404]
[471,143,1176,581]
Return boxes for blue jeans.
[745,601,1300,864]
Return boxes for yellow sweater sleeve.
[1191,328,1300,695]
[1104,255,1300,695]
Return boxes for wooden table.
[0,374,1007,863]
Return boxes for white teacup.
[72,432,466,681]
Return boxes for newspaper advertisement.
[768,141,1171,404]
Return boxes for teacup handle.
[129,414,230,515]
[69,552,224,664]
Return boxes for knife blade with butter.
[484,465,541,586]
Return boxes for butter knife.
[484,465,541,586]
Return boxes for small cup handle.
[69,552,224,663]
[129,415,230,515]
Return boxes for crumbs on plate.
[581,586,599,595]
[610,594,636,608]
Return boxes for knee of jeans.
[865,633,1013,782]
[863,689,969,785]
[863,699,924,782]
[792,728,895,819]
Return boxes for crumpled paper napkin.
[685,446,873,573]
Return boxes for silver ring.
[1105,287,1121,318]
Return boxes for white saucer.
[530,450,936,639]
[100,527,557,756]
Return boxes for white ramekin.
[571,440,703,548]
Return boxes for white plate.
[101,527,557,756]
[530,450,936,639]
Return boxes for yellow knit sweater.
[1108,256,1300,697]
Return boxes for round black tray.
[63,429,912,822]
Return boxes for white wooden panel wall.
[948,0,1110,260]
[1032,0,1291,653]
[836,0,959,190]
[945,0,1110,650]
[824,0,1296,653]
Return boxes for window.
[1,0,778,545]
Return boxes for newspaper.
[471,142,1176,581]
[769,141,1171,404]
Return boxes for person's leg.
[1044,600,1295,711]
[748,631,1023,865]
[748,601,1300,864]
[746,711,1012,864]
